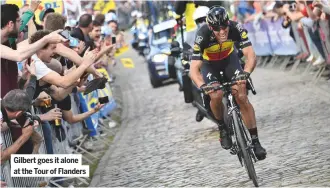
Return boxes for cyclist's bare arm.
[242,46,256,73]
[190,60,205,88]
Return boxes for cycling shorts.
[201,51,243,84]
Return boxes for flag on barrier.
[244,18,299,56]
[79,92,99,137]
[79,70,117,136]
[244,21,273,56]
[265,18,298,55]
[96,68,117,118]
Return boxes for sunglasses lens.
[212,25,228,31]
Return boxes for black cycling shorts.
[201,52,243,84]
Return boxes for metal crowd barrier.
[244,16,330,83]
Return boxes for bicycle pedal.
[230,148,237,155]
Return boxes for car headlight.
[138,33,147,40]
[152,54,167,63]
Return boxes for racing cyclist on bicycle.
[190,6,266,160]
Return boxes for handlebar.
[200,72,257,95]
[202,80,238,94]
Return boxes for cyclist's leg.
[224,52,266,159]
[224,52,256,130]
[201,61,232,149]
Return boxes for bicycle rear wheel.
[232,110,258,187]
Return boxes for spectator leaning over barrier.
[29,30,97,91]
[89,20,107,69]
[273,1,295,41]
[301,0,327,66]
[89,20,103,51]
[287,0,326,66]
[43,12,115,73]
[275,1,311,60]
[42,12,104,78]
[7,1,41,45]
[0,89,39,163]
[0,4,67,98]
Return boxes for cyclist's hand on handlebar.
[200,84,214,95]
[235,71,250,81]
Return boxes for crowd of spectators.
[231,0,330,77]
[0,1,130,187]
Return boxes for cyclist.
[190,6,266,160]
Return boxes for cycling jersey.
[192,21,252,62]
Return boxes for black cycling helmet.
[206,6,229,30]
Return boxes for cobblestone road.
[91,49,330,187]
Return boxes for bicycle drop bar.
[201,81,237,94]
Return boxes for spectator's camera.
[21,112,41,128]
[59,30,71,40]
[281,1,297,12]
[289,3,297,11]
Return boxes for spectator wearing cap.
[34,8,55,30]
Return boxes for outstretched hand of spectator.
[77,41,86,55]
[46,30,68,44]
[30,0,42,12]
[33,92,51,107]
[93,103,105,112]
[101,44,115,54]
[21,60,30,80]
[83,47,98,66]
[25,60,36,76]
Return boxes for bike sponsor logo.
[240,40,251,46]
[236,23,244,32]
[241,31,248,39]
[195,36,203,44]
[193,44,200,51]
[234,69,240,77]
[207,72,212,80]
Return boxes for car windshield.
[153,29,172,40]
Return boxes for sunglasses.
[211,25,228,32]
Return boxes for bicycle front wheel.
[232,110,258,187]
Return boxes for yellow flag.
[102,0,116,14]
[5,0,24,8]
[185,3,197,32]
[93,0,104,11]
[26,0,64,24]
